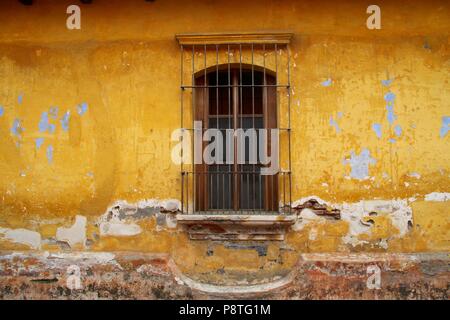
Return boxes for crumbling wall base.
[0,251,447,299]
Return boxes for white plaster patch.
[49,252,117,265]
[137,199,181,212]
[0,227,41,249]
[136,199,159,209]
[389,200,412,236]
[339,201,371,247]
[100,222,142,237]
[363,200,394,213]
[291,195,330,208]
[56,215,87,247]
[161,199,181,212]
[424,192,450,202]
[99,206,142,237]
[165,214,178,229]
[108,198,181,213]
[340,199,412,245]
[98,198,182,236]
[291,208,325,231]
[291,197,414,248]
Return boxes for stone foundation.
[0,251,447,299]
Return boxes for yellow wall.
[0,0,448,276]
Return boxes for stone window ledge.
[176,214,296,241]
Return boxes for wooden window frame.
[194,65,278,213]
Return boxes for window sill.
[176,214,296,241]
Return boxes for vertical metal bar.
[216,44,219,211]
[283,172,286,210]
[275,44,279,141]
[232,69,239,212]
[287,45,292,214]
[259,168,262,210]
[247,172,250,212]
[222,171,225,213]
[180,44,184,213]
[210,172,213,210]
[186,172,189,214]
[204,44,207,212]
[274,44,279,214]
[251,43,255,212]
[263,43,267,212]
[228,44,231,210]
[239,43,243,214]
[191,45,195,213]
[181,172,184,213]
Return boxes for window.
[194,66,278,213]
[177,33,292,215]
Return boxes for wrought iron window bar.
[176,33,293,215]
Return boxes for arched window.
[177,34,292,216]
[194,65,278,212]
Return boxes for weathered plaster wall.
[0,0,449,290]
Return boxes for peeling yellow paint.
[0,0,449,281]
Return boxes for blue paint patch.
[337,112,343,119]
[321,79,332,87]
[389,138,396,143]
[0,106,4,117]
[440,116,450,138]
[87,171,94,178]
[11,118,24,137]
[46,145,54,164]
[394,125,402,137]
[343,148,377,180]
[35,137,44,150]
[49,106,59,119]
[384,92,396,103]
[18,94,23,105]
[77,102,88,116]
[60,111,70,131]
[372,123,382,138]
[384,91,397,125]
[329,116,341,133]
[386,105,397,125]
[381,79,393,87]
[38,112,50,132]
[384,92,396,102]
[39,111,56,133]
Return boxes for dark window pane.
[208,165,233,210]
[239,165,263,210]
